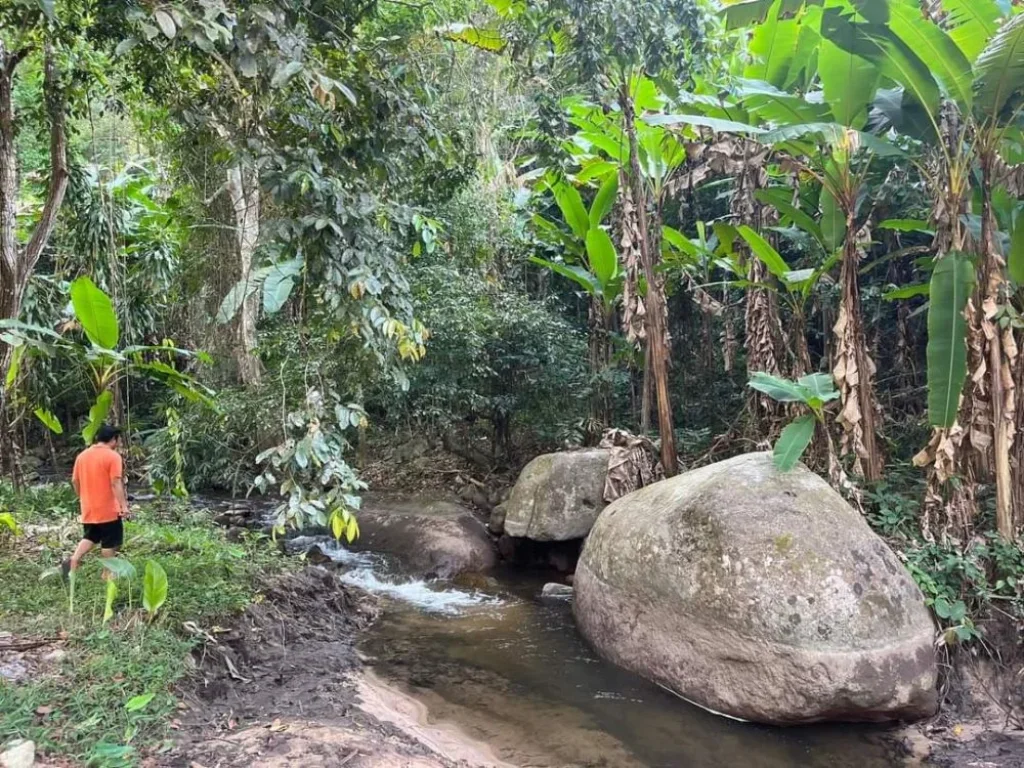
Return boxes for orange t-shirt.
[72,444,123,524]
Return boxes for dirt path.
[163,567,513,768]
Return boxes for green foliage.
[0,486,287,764]
[394,265,589,453]
[748,372,839,470]
[926,252,975,428]
[70,276,120,350]
[143,560,168,618]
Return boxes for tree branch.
[21,45,68,279]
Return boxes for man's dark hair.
[94,424,122,445]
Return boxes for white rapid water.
[288,536,503,616]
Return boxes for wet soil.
[164,567,502,768]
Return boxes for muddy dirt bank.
[163,567,506,768]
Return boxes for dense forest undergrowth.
[2,0,1024,764]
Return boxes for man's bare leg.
[70,539,94,572]
[100,548,118,580]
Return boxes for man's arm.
[109,453,131,519]
[71,460,80,496]
[113,477,131,519]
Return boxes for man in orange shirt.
[63,424,132,579]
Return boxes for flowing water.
[296,537,909,768]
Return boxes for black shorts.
[82,519,123,549]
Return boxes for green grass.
[0,484,290,767]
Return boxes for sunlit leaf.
[71,277,119,349]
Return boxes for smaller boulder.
[1,739,34,768]
[488,503,507,535]
[350,495,497,579]
[504,449,609,541]
[541,583,573,600]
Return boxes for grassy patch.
[0,484,290,767]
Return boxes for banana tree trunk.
[834,228,883,483]
[225,165,262,387]
[621,88,678,476]
[979,152,1017,539]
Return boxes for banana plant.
[529,173,623,309]
[748,371,840,471]
[0,277,216,443]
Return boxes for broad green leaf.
[883,283,931,300]
[575,161,618,183]
[878,218,932,233]
[737,226,790,280]
[745,1,800,88]
[143,560,168,616]
[874,34,942,119]
[754,189,825,247]
[773,414,817,471]
[125,693,155,713]
[589,174,619,228]
[748,371,808,403]
[438,23,506,52]
[71,277,119,349]
[154,10,176,39]
[645,113,765,135]
[819,183,845,252]
[103,579,117,623]
[552,182,590,240]
[262,259,303,314]
[528,257,599,295]
[114,37,139,57]
[83,391,114,445]
[973,14,1024,123]
[797,373,839,402]
[722,0,774,30]
[758,122,906,157]
[34,407,63,435]
[662,226,701,259]
[585,228,619,291]
[0,512,21,535]
[942,0,1000,63]
[927,252,975,428]
[888,2,973,110]
[1009,221,1024,285]
[216,275,261,324]
[818,34,880,127]
[38,0,55,20]
[101,557,137,580]
[346,516,359,544]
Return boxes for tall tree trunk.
[620,87,678,476]
[225,165,262,387]
[916,107,978,542]
[640,345,652,433]
[979,151,1017,538]
[834,226,883,483]
[0,46,68,478]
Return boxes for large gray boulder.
[350,494,497,579]
[503,449,609,541]
[574,452,938,725]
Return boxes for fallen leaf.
[170,719,182,730]
[228,718,237,731]
[952,724,964,738]
[36,705,53,716]
[269,718,287,732]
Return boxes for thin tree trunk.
[226,165,262,387]
[620,86,678,475]
[979,152,1016,538]
[640,345,652,433]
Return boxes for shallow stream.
[293,536,909,768]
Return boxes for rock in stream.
[574,452,939,725]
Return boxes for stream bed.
[295,536,910,768]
